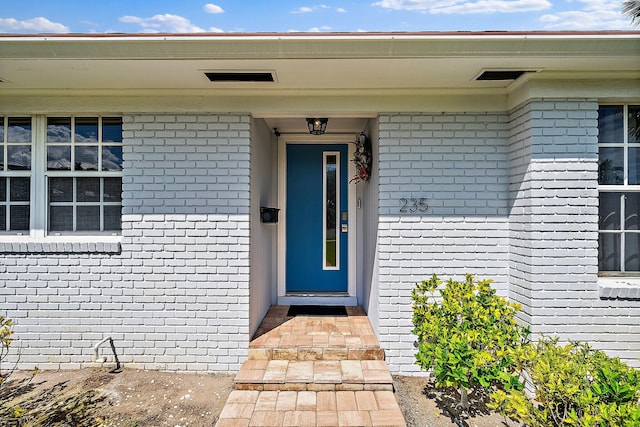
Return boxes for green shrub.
[411,274,530,409]
[490,337,640,426]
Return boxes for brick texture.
[2,105,639,374]
[1,114,252,371]
[376,112,511,374]
[376,105,640,374]
[508,100,640,367]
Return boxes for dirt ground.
[0,369,517,427]
[0,369,233,427]
[393,376,518,427]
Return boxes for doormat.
[287,305,347,317]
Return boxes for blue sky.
[0,0,635,33]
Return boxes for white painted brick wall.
[1,114,252,372]
[509,100,640,368]
[376,112,511,374]
[3,106,638,373]
[378,104,640,374]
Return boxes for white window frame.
[0,114,123,243]
[598,104,640,274]
[44,116,123,235]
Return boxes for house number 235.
[400,198,429,213]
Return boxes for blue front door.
[286,144,348,292]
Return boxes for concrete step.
[234,360,394,392]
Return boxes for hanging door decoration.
[349,132,372,184]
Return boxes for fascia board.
[0,33,638,61]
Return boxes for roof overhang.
[1,31,638,94]
[0,32,638,124]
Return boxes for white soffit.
[0,32,638,94]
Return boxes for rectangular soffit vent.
[204,71,275,82]
[475,70,530,81]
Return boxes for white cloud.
[373,0,550,13]
[373,0,450,11]
[119,14,205,33]
[292,4,338,13]
[203,3,224,14]
[433,0,551,14]
[539,0,633,29]
[308,25,332,31]
[209,26,224,32]
[293,6,315,13]
[0,16,70,33]
[337,7,347,12]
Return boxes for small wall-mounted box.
[260,207,280,224]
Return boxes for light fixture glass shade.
[307,118,328,135]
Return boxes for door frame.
[277,133,357,306]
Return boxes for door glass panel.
[324,153,338,269]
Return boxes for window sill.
[0,236,121,254]
[598,277,640,300]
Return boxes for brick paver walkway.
[215,305,406,427]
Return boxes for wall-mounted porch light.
[306,118,328,135]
